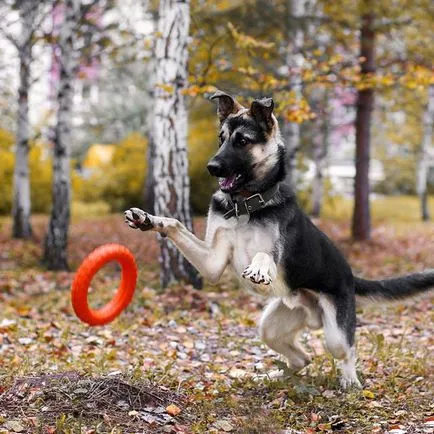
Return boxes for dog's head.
[208,90,285,194]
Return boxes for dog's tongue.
[219,174,237,189]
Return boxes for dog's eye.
[239,137,248,146]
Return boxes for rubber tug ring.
[71,244,138,326]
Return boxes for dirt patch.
[0,372,190,433]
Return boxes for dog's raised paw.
[124,208,154,232]
[242,264,272,285]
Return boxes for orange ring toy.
[71,244,138,326]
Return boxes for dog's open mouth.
[219,174,243,192]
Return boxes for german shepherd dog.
[125,91,434,388]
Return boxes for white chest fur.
[229,216,279,276]
[205,207,286,296]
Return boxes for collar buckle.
[223,185,278,220]
[223,201,239,219]
[243,193,265,215]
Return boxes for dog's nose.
[207,159,225,177]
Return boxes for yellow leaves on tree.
[182,84,216,97]
[82,144,115,169]
[30,145,53,214]
[156,83,175,94]
[278,91,316,124]
[227,23,274,51]
[0,129,55,214]
[0,129,15,214]
[75,132,148,212]
[399,64,434,90]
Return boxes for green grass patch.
[322,194,434,224]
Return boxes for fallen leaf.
[424,417,434,426]
[311,412,321,422]
[228,368,247,379]
[213,420,234,432]
[362,390,375,399]
[322,390,335,398]
[4,420,25,433]
[166,404,181,416]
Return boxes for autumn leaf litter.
[0,216,433,433]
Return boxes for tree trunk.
[311,91,330,218]
[417,85,433,221]
[144,138,155,214]
[12,0,36,239]
[151,0,202,289]
[283,0,305,188]
[43,0,78,270]
[143,67,155,212]
[143,10,157,214]
[352,9,375,241]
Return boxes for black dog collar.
[223,184,279,220]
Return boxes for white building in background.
[304,159,385,196]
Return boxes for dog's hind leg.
[298,289,322,330]
[318,293,361,389]
[259,298,310,371]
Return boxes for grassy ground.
[321,195,434,226]
[0,197,433,433]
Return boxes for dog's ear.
[250,97,275,131]
[210,90,243,123]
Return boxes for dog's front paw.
[124,207,154,232]
[242,264,272,285]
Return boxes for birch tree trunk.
[352,7,375,241]
[283,0,305,189]
[43,0,78,270]
[12,0,37,239]
[416,85,434,221]
[311,91,330,217]
[151,0,202,289]
[144,13,157,214]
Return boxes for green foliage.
[30,145,53,213]
[71,200,111,218]
[0,129,91,215]
[75,132,148,212]
[188,103,219,214]
[2,1,433,219]
[0,129,53,215]
[187,0,434,207]
[297,176,335,214]
[0,129,14,215]
[372,87,434,195]
[374,157,417,195]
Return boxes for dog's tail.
[354,270,434,306]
